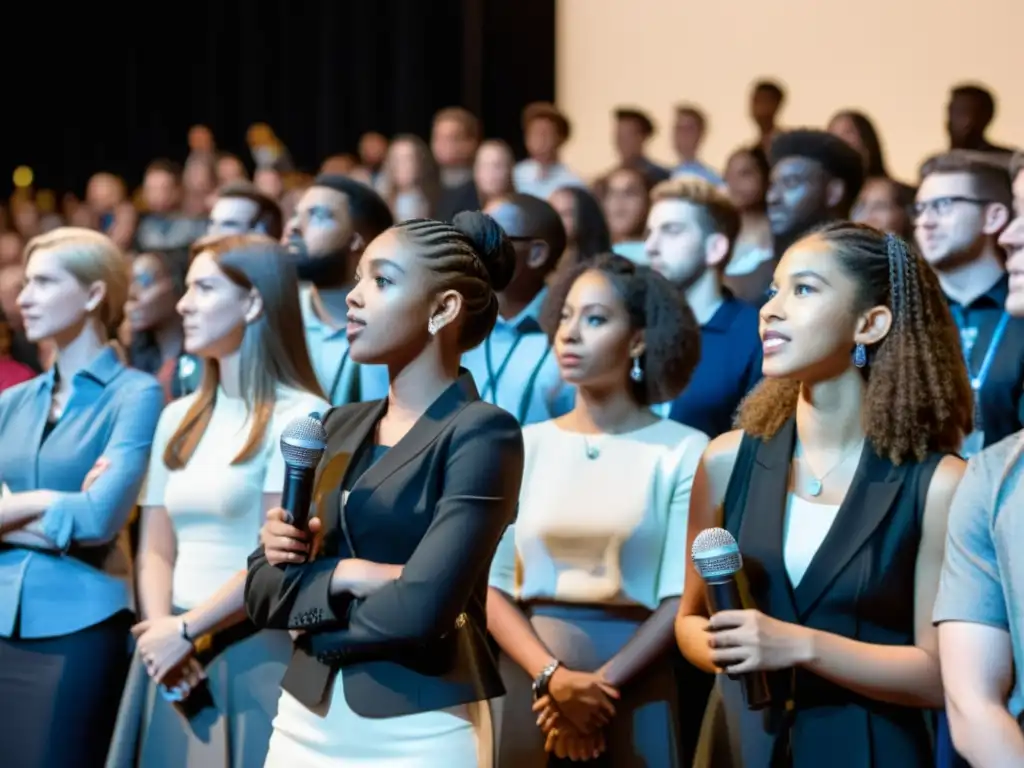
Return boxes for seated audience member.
[135,160,208,252]
[730,129,864,305]
[0,228,164,767]
[548,185,612,278]
[284,175,394,405]
[671,105,723,185]
[945,83,1017,156]
[722,146,773,300]
[915,150,1021,456]
[378,134,441,221]
[514,102,584,200]
[126,247,200,402]
[465,193,575,424]
[933,152,1024,767]
[828,110,889,178]
[431,107,482,221]
[646,177,762,438]
[603,166,652,265]
[853,176,915,240]
[207,182,284,240]
[474,139,516,209]
[595,108,670,193]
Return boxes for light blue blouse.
[0,346,163,638]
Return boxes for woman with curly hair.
[675,222,973,767]
[487,253,707,766]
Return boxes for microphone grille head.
[691,527,743,580]
[280,414,328,469]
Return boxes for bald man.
[461,193,573,424]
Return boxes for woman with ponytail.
[675,223,973,767]
[0,228,164,767]
[247,212,524,767]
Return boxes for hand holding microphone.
[261,414,328,566]
[691,527,774,710]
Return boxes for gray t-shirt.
[934,431,1024,720]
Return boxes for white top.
[141,385,330,609]
[782,494,841,588]
[489,419,708,608]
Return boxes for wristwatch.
[179,618,194,646]
[532,659,561,701]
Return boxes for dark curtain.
[2,0,555,198]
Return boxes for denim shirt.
[0,346,163,638]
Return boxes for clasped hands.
[533,667,619,761]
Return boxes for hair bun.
[452,211,516,292]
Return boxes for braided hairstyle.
[738,221,973,464]
[541,253,701,406]
[394,211,516,351]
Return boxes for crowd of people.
[0,76,1021,767]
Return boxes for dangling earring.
[853,343,867,368]
[427,317,441,336]
[630,356,644,382]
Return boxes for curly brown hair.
[541,253,701,406]
[737,222,973,464]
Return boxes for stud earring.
[630,356,644,382]
[427,317,441,336]
[853,343,867,368]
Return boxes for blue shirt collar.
[42,346,123,391]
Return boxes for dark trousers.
[935,711,971,768]
[0,610,132,768]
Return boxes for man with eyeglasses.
[915,150,1022,455]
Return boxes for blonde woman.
[106,235,330,767]
[0,228,164,767]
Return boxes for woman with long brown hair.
[676,222,972,767]
[107,234,329,767]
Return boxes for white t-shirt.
[141,385,330,609]
[490,419,708,608]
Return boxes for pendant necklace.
[800,440,863,497]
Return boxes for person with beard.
[914,151,1021,457]
[646,177,762,439]
[465,193,575,424]
[729,130,864,305]
[284,175,394,405]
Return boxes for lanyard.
[482,333,525,403]
[327,348,351,404]
[949,308,1009,393]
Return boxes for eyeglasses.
[913,196,989,219]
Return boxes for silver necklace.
[800,441,862,497]
[583,435,601,460]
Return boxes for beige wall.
[556,0,1021,184]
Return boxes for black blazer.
[245,372,524,717]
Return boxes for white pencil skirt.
[265,674,492,768]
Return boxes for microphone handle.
[707,577,772,711]
[281,464,316,530]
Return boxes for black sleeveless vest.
[701,418,944,768]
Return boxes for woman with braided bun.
[246,212,524,766]
[675,222,973,767]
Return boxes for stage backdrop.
[556,0,1022,183]
[3,0,555,197]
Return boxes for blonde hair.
[163,234,325,470]
[23,227,129,341]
